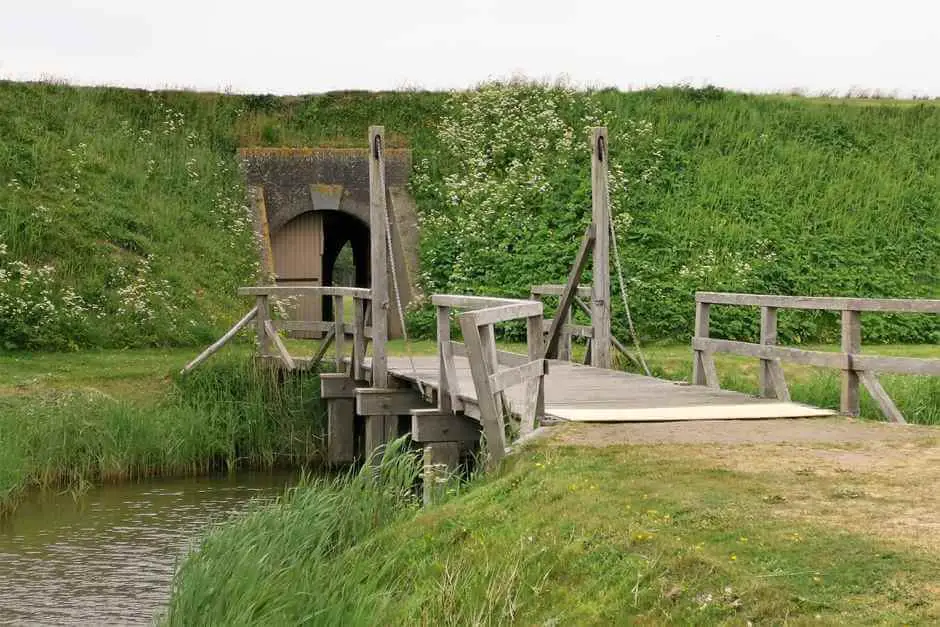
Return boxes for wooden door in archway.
[270,211,323,338]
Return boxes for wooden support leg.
[327,399,355,465]
[422,442,461,506]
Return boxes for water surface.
[0,472,292,625]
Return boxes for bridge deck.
[385,356,835,422]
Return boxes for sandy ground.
[551,417,940,552]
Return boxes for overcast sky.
[2,0,938,97]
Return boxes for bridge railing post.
[352,296,366,382]
[333,294,345,373]
[437,304,453,412]
[525,312,545,433]
[840,309,861,416]
[759,306,777,397]
[691,299,710,386]
[255,294,271,356]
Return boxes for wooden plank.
[327,398,355,464]
[853,354,940,376]
[256,295,271,356]
[181,306,258,374]
[449,341,528,367]
[591,126,611,369]
[859,371,907,424]
[488,359,548,393]
[437,305,452,412]
[693,338,846,369]
[691,301,710,385]
[366,125,390,457]
[440,339,461,410]
[431,294,521,309]
[759,306,778,398]
[841,310,861,417]
[459,315,506,467]
[462,302,542,327]
[701,352,720,389]
[333,295,345,373]
[524,313,545,433]
[355,388,428,416]
[264,319,295,370]
[320,373,358,399]
[697,292,940,314]
[422,441,462,505]
[542,320,594,339]
[311,327,335,369]
[768,359,791,402]
[238,285,372,298]
[273,320,333,333]
[530,284,592,298]
[411,409,481,442]
[544,223,596,358]
[353,297,366,381]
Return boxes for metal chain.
[608,212,652,376]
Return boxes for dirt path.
[551,417,940,553]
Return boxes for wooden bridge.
[183,125,940,500]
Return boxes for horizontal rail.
[697,292,940,314]
[449,341,530,367]
[530,284,592,298]
[488,359,548,393]
[695,338,940,376]
[273,320,373,338]
[461,301,543,327]
[239,286,373,298]
[541,320,593,338]
[432,294,524,309]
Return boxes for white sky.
[2,0,939,97]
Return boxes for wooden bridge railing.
[182,285,373,377]
[432,294,547,465]
[692,292,940,423]
[531,284,639,367]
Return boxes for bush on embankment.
[1,80,937,350]
[0,355,324,516]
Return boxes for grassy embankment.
[0,348,323,517]
[166,430,940,624]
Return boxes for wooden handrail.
[697,292,940,314]
[691,291,940,424]
[238,286,372,298]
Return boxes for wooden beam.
[691,301,710,385]
[693,337,846,369]
[333,295,345,373]
[530,284,592,298]
[841,310,861,417]
[461,301,542,328]
[355,388,428,416]
[264,319,295,370]
[544,223,595,359]
[859,371,907,424]
[449,341,529,367]
[411,409,481,442]
[431,294,521,309]
[181,306,258,374]
[327,399,355,465]
[422,441,462,506]
[591,126,611,369]
[768,360,791,402]
[697,292,940,314]
[256,295,271,356]
[459,315,506,467]
[320,373,359,399]
[311,327,335,369]
[238,285,372,298]
[524,312,545,434]
[853,354,940,376]
[488,359,548,393]
[701,351,720,389]
[367,125,391,457]
[542,320,594,338]
[759,306,778,398]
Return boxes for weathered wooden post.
[437,304,453,412]
[841,309,861,416]
[692,300,710,386]
[367,126,391,453]
[255,294,271,356]
[759,306,778,398]
[524,311,545,433]
[591,127,612,369]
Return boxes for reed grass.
[0,354,324,517]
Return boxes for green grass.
[166,441,940,624]
[1,81,937,351]
[0,350,324,517]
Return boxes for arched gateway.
[240,147,419,336]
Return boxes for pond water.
[0,472,293,625]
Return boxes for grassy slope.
[167,440,940,625]
[0,81,937,349]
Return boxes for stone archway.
[240,148,420,337]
